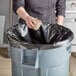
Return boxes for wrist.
[24,14,30,21]
[56,15,64,25]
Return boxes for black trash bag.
[6,23,46,45]
[28,27,46,44]
[6,23,74,46]
[18,18,46,44]
[51,24,73,43]
[41,24,73,44]
[15,23,32,43]
[41,24,61,43]
[59,26,73,41]
[6,24,32,44]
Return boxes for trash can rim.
[10,38,72,50]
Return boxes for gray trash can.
[9,39,72,76]
[6,24,74,76]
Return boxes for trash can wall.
[10,47,40,76]
[10,40,71,76]
[39,42,70,76]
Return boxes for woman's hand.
[56,15,64,25]
[25,15,42,30]
[25,15,36,29]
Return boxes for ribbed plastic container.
[10,39,72,76]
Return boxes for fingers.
[26,19,35,29]
[25,16,35,29]
[25,16,42,30]
[31,18,42,30]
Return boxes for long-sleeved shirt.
[13,0,66,24]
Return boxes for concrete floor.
[0,53,76,76]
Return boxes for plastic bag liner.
[6,23,74,50]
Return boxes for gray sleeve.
[13,0,25,14]
[56,0,66,17]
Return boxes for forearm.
[16,7,42,30]
[16,7,30,21]
[56,15,64,25]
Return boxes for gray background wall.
[0,0,10,31]
[0,0,18,44]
